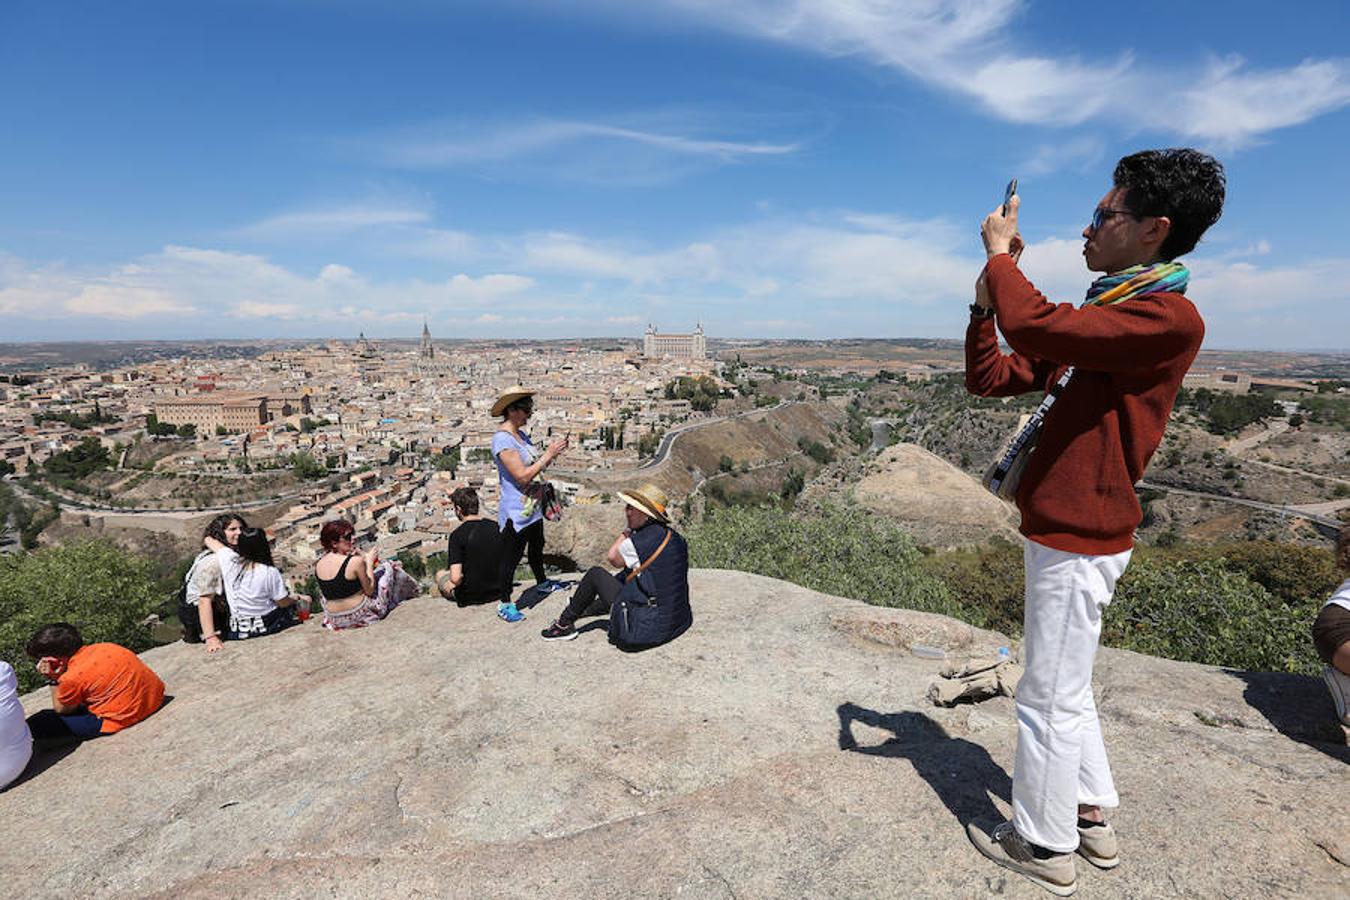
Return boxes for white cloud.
[520,232,723,283]
[396,228,476,261]
[371,109,805,185]
[592,0,1350,146]
[235,205,431,239]
[5,219,1346,347]
[65,284,195,319]
[232,301,304,319]
[0,246,544,329]
[384,119,799,167]
[444,273,536,302]
[1167,57,1350,146]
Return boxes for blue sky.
[2,0,1348,349]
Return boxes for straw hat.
[618,483,671,523]
[491,386,535,417]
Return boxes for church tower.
[420,319,434,361]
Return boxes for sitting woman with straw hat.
[541,482,691,647]
[491,386,569,623]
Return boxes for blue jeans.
[27,709,105,741]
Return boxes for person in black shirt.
[437,487,505,606]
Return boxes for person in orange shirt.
[25,623,165,744]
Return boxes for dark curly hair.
[1114,149,1226,261]
[26,623,83,658]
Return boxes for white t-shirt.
[618,537,640,569]
[214,546,289,618]
[1326,578,1350,613]
[0,662,33,790]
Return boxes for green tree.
[638,431,663,459]
[397,551,427,578]
[432,447,461,473]
[290,451,327,479]
[144,414,177,437]
[176,423,197,439]
[0,541,164,693]
[796,437,835,464]
[663,375,722,412]
[43,436,112,481]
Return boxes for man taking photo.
[964,149,1225,896]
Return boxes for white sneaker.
[1324,666,1350,726]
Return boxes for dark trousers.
[499,519,546,602]
[559,566,623,627]
[28,709,105,743]
[178,596,230,643]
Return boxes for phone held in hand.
[1003,178,1018,216]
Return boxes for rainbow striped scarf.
[1084,261,1188,307]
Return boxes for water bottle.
[998,646,1011,662]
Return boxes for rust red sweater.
[966,254,1204,554]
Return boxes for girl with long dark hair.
[179,513,246,652]
[204,526,308,640]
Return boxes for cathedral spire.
[420,318,434,361]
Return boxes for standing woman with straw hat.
[541,482,691,646]
[491,386,569,623]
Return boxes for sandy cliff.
[2,572,1346,898]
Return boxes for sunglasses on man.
[1090,207,1141,231]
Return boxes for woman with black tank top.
[315,520,381,629]
[314,519,420,629]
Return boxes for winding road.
[1138,479,1344,538]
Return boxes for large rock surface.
[3,571,1346,898]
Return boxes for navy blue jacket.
[625,522,692,644]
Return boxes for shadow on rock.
[516,579,578,612]
[837,703,1011,827]
[1230,670,1349,763]
[3,742,79,792]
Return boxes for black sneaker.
[541,620,577,641]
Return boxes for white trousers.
[1011,538,1132,853]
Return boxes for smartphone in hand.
[1002,178,1018,216]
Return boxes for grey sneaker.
[1076,821,1119,869]
[967,820,1077,896]
[1324,666,1350,725]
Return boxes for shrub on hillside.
[0,540,163,693]
[1104,559,1320,674]
[918,541,1024,634]
[686,504,960,619]
[1139,541,1339,608]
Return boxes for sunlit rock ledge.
[4,571,1346,899]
